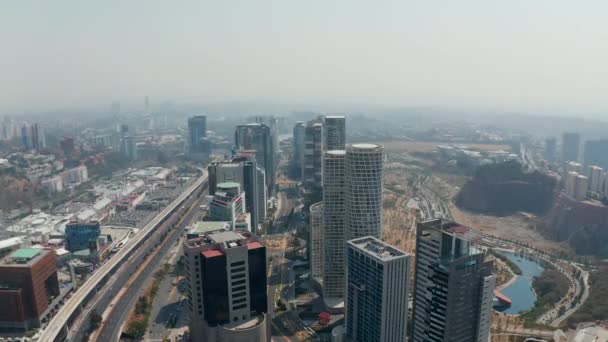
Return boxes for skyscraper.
[183,226,269,342]
[322,150,347,299]
[303,120,323,189]
[209,157,262,232]
[583,139,608,170]
[324,116,346,151]
[562,132,580,162]
[120,125,137,160]
[345,144,384,241]
[309,201,324,281]
[188,115,210,159]
[293,122,306,178]
[412,219,495,342]
[235,123,275,194]
[346,237,410,342]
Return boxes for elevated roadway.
[40,172,208,342]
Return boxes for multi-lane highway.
[96,190,207,341]
[40,172,208,342]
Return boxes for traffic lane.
[97,226,183,341]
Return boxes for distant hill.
[543,193,608,257]
[456,160,557,216]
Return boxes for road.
[267,184,316,342]
[40,173,208,342]
[94,189,207,341]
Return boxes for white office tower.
[412,219,495,342]
[346,237,410,342]
[324,116,346,151]
[574,174,589,201]
[565,171,578,198]
[310,201,324,281]
[587,165,604,193]
[345,144,384,241]
[322,150,347,299]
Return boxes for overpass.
[39,172,209,342]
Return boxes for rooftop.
[10,248,41,260]
[348,236,408,261]
[208,231,242,244]
[326,150,346,156]
[188,221,231,235]
[350,143,381,150]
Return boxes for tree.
[90,311,102,331]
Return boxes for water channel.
[496,251,545,315]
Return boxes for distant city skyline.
[1,0,608,116]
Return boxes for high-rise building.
[574,174,589,201]
[584,139,608,170]
[208,182,250,232]
[562,132,580,162]
[183,226,269,342]
[209,155,265,233]
[345,144,384,241]
[188,115,210,159]
[309,201,324,281]
[65,221,101,253]
[412,219,495,342]
[544,137,556,163]
[293,122,306,178]
[0,248,61,331]
[120,125,137,160]
[303,120,323,189]
[324,116,346,151]
[60,137,75,156]
[235,123,275,194]
[587,165,604,193]
[322,150,347,299]
[346,237,411,342]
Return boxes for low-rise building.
[0,248,61,332]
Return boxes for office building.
[322,150,347,299]
[183,226,269,342]
[0,248,60,331]
[345,144,384,241]
[562,132,580,162]
[310,201,324,281]
[412,219,495,342]
[324,116,346,151]
[65,221,101,253]
[293,122,306,177]
[208,182,250,232]
[120,125,137,160]
[235,123,275,195]
[303,120,323,189]
[574,174,589,201]
[188,115,211,159]
[209,156,264,234]
[587,166,604,193]
[565,171,579,198]
[584,139,608,170]
[346,237,410,342]
[59,137,75,156]
[544,137,556,163]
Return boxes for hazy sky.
[1,0,607,115]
